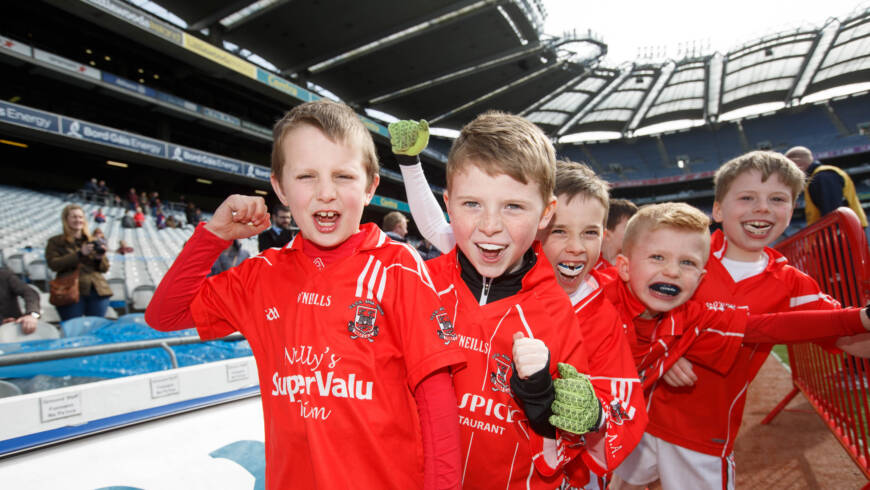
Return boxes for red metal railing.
[761,207,870,484]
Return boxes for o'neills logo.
[457,334,489,354]
[704,300,737,312]
[458,393,521,423]
[297,291,332,306]
[271,371,373,402]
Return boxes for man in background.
[0,267,40,335]
[382,211,409,242]
[786,146,867,228]
[258,204,294,252]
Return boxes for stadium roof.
[134,0,870,138]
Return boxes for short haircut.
[447,111,555,205]
[271,100,379,186]
[622,202,711,262]
[714,151,805,203]
[554,160,610,225]
[382,211,407,231]
[273,204,291,215]
[784,146,813,164]
[606,198,638,231]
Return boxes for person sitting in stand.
[0,266,41,335]
[92,207,106,224]
[116,240,134,255]
[133,207,146,228]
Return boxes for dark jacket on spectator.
[45,234,112,297]
[258,227,293,252]
[0,267,39,320]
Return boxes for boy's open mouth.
[650,282,681,297]
[557,262,585,278]
[313,211,339,232]
[743,220,772,237]
[476,243,506,261]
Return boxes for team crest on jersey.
[431,307,457,345]
[609,400,631,425]
[490,353,512,393]
[347,299,383,342]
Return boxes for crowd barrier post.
[761,207,870,482]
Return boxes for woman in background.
[45,204,112,320]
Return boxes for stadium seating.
[660,125,744,173]
[0,185,259,320]
[0,320,61,343]
[559,93,870,188]
[830,95,870,133]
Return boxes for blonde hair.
[447,111,555,205]
[271,100,379,187]
[61,204,92,243]
[554,160,610,226]
[714,151,805,203]
[622,202,711,261]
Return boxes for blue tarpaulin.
[0,314,251,381]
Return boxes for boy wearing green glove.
[390,116,644,489]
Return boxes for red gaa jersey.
[593,256,612,271]
[190,223,466,489]
[645,230,839,456]
[426,243,593,490]
[562,269,648,487]
[603,276,748,393]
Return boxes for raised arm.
[145,195,269,331]
[390,119,455,253]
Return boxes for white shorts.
[613,433,735,490]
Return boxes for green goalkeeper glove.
[389,119,429,156]
[549,362,602,435]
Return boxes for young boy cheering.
[145,100,465,489]
[391,116,634,488]
[606,200,870,490]
[538,161,647,489]
[628,152,857,489]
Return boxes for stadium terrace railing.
[762,207,870,485]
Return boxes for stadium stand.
[0,185,259,317]
[830,94,870,133]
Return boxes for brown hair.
[61,204,92,243]
[447,111,555,205]
[714,151,805,203]
[554,160,610,226]
[622,202,711,262]
[382,211,407,232]
[606,198,638,231]
[271,100,379,187]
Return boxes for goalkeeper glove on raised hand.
[549,362,602,435]
[389,119,430,156]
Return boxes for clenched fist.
[512,332,549,379]
[205,194,271,241]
